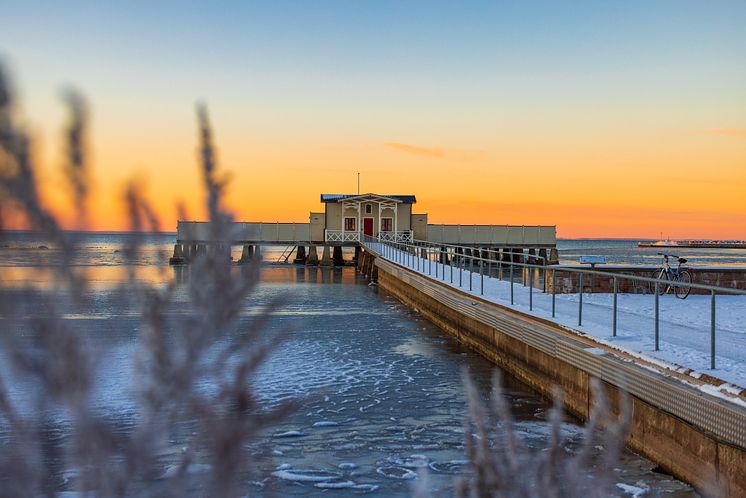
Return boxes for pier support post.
[333,246,344,266]
[353,246,361,263]
[306,245,319,265]
[293,246,307,264]
[439,246,449,264]
[320,246,333,266]
[169,243,186,265]
[539,248,548,265]
[548,247,559,265]
[238,244,254,264]
[254,245,261,261]
[454,247,463,264]
[528,248,536,265]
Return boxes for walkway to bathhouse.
[364,242,746,391]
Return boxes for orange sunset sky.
[1,1,745,239]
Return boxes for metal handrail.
[361,234,746,370]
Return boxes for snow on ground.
[369,244,746,396]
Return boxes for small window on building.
[365,204,372,214]
[344,217,356,231]
[381,218,393,232]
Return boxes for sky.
[1,0,744,238]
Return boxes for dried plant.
[1,63,634,498]
[449,370,630,498]
[0,65,294,497]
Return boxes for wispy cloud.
[385,142,445,158]
[708,128,746,137]
[384,142,486,161]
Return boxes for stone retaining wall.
[543,266,746,295]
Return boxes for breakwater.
[359,249,746,498]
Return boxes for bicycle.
[649,253,692,299]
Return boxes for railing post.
[612,277,618,337]
[578,273,583,326]
[529,270,533,310]
[654,282,659,351]
[480,259,484,295]
[711,290,716,369]
[510,262,514,305]
[459,254,463,287]
[469,255,473,291]
[551,269,556,318]
[428,247,432,275]
[450,248,453,284]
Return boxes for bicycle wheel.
[649,269,667,295]
[674,270,692,299]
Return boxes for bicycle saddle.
[678,257,687,264]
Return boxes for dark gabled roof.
[320,193,416,204]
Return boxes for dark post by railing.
[480,260,484,295]
[613,276,618,337]
[450,248,453,284]
[510,263,514,305]
[469,255,473,292]
[655,282,660,351]
[578,273,584,326]
[552,268,557,318]
[711,290,716,369]
[459,253,463,287]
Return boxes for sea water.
[0,233,702,496]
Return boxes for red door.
[363,218,374,237]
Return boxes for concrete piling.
[333,246,344,266]
[528,248,536,265]
[306,245,319,265]
[168,243,186,265]
[320,246,333,266]
[549,247,559,265]
[439,246,449,264]
[293,246,307,264]
[238,244,254,264]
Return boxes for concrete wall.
[427,224,556,246]
[545,266,746,295]
[310,212,325,242]
[373,255,746,498]
[412,213,428,240]
[177,221,311,243]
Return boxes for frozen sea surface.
[0,233,699,496]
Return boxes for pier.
[169,193,559,265]
[356,236,746,498]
